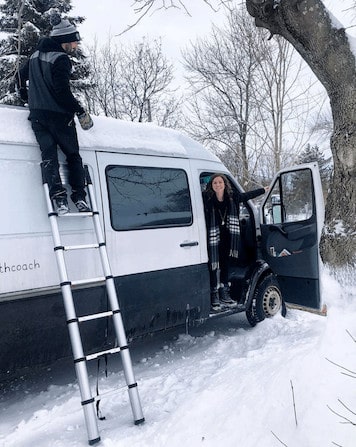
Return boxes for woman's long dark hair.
[205,173,233,199]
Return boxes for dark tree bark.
[246,0,356,266]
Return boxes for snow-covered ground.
[1,268,355,447]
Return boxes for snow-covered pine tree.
[0,0,88,105]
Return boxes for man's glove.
[77,111,93,130]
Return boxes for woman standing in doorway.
[203,174,267,312]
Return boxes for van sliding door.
[96,153,209,336]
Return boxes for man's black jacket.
[17,37,84,118]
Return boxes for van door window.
[106,166,192,230]
[263,169,314,224]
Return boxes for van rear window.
[106,165,193,230]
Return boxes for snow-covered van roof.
[0,106,219,161]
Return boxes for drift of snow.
[1,267,355,447]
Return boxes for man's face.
[61,41,79,55]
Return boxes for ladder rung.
[59,212,93,218]
[86,346,122,361]
[64,243,99,251]
[71,277,106,286]
[78,310,114,322]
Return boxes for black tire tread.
[246,274,284,327]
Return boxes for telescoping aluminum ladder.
[42,165,144,445]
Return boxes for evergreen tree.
[298,143,332,197]
[0,0,88,105]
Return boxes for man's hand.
[77,111,93,130]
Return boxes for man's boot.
[54,196,69,215]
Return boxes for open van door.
[259,162,325,310]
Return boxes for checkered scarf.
[208,196,240,270]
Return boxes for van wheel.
[246,274,285,327]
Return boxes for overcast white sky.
[72,1,356,52]
[72,0,226,64]
[71,0,356,94]
[70,0,356,95]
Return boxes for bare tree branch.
[327,399,356,426]
[13,0,25,82]
[290,380,298,427]
[183,6,321,185]
[338,398,356,418]
[325,357,356,378]
[85,36,181,127]
[119,0,235,35]
[271,431,288,446]
[346,329,356,343]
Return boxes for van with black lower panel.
[0,106,325,379]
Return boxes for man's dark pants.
[30,110,86,203]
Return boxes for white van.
[0,106,325,379]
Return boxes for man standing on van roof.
[16,10,93,215]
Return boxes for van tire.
[246,274,284,327]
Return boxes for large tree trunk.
[246,0,356,266]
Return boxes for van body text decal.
[0,260,40,273]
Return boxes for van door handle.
[180,241,199,247]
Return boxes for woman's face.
[212,176,225,195]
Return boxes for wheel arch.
[245,263,287,327]
[244,260,273,309]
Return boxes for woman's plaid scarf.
[208,196,240,270]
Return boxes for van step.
[209,304,245,319]
[86,346,122,361]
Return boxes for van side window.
[106,165,193,230]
